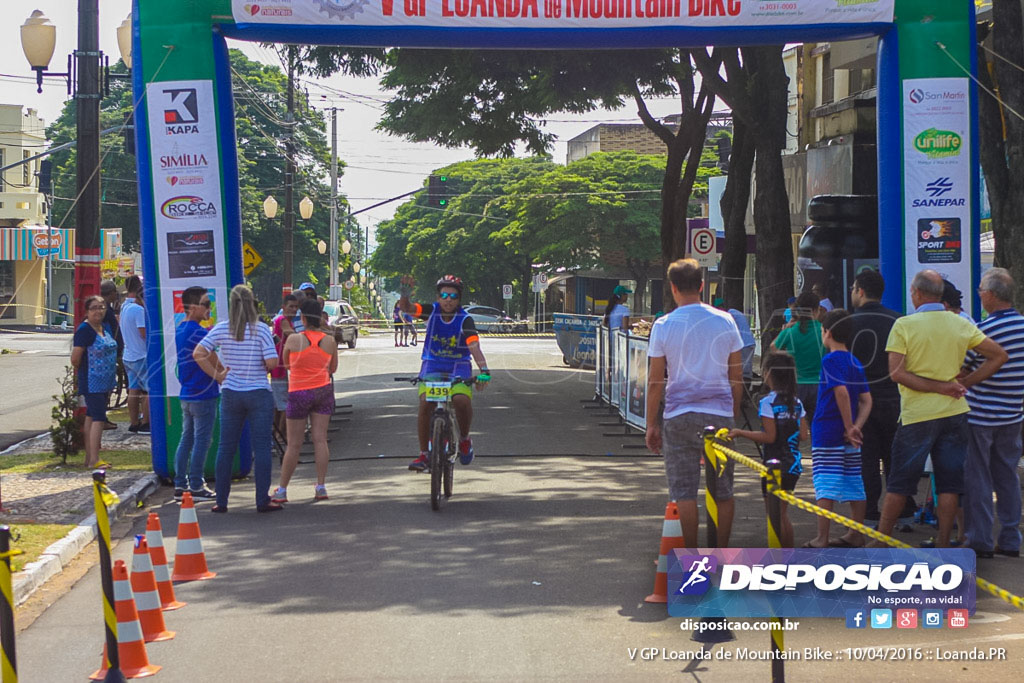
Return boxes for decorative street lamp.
[21,6,133,323]
[299,196,314,221]
[352,261,361,274]
[263,195,279,219]
[341,238,352,255]
[317,240,327,255]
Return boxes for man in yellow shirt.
[877,270,1007,548]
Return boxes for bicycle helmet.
[435,274,464,295]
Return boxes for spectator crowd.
[645,259,1024,559]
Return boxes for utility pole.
[282,46,296,298]
[329,107,340,298]
[74,0,101,324]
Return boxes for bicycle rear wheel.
[429,415,447,511]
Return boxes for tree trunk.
[744,46,794,345]
[987,1,1024,308]
[720,119,755,311]
[519,262,532,320]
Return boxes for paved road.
[0,332,74,450]
[14,336,1024,681]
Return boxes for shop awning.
[0,227,74,261]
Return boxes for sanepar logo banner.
[667,548,975,618]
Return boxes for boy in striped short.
[805,309,872,548]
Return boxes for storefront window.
[0,262,14,319]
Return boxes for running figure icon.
[678,556,712,594]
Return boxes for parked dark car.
[323,300,359,348]
[463,305,527,333]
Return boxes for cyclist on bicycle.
[398,275,491,472]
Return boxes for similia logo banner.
[667,548,975,618]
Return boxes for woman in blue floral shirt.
[71,295,118,467]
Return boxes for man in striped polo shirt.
[963,268,1024,559]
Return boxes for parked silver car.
[323,300,359,348]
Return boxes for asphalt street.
[0,332,74,450]
[11,335,1024,681]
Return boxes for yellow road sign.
[242,241,263,275]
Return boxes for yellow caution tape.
[705,432,1024,613]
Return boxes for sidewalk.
[0,428,160,604]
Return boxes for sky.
[1,0,686,247]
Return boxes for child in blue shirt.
[806,309,872,548]
[730,350,809,547]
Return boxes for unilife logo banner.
[667,548,975,618]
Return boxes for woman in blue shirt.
[71,295,118,468]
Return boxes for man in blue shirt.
[173,286,219,501]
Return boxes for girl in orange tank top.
[275,298,339,503]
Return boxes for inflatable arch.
[131,0,978,476]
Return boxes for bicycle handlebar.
[393,375,480,385]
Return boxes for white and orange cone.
[130,535,175,642]
[89,560,161,680]
[145,513,185,610]
[645,502,686,604]
[171,492,216,582]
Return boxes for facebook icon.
[846,609,866,629]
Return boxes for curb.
[13,472,161,606]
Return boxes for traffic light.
[37,159,52,195]
[427,174,449,208]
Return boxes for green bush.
[50,365,82,464]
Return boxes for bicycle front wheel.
[429,415,447,511]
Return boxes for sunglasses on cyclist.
[439,292,460,300]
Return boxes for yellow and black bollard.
[92,470,127,683]
[764,460,786,683]
[692,428,735,645]
[0,525,23,683]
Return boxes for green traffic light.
[439,199,447,206]
[439,176,447,182]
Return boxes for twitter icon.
[871,609,892,629]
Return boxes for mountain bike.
[396,374,478,511]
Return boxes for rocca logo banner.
[667,548,975,618]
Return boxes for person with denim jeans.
[875,270,1007,548]
[194,285,281,513]
[173,286,220,502]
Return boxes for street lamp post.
[21,5,112,324]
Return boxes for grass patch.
[1,524,75,572]
[0,450,151,474]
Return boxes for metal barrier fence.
[594,326,649,432]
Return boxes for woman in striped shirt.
[194,284,282,513]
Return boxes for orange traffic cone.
[644,502,687,604]
[90,560,161,679]
[130,535,175,642]
[145,513,186,610]
[171,492,216,582]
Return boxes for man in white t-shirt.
[646,259,744,547]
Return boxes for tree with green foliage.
[44,51,348,308]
